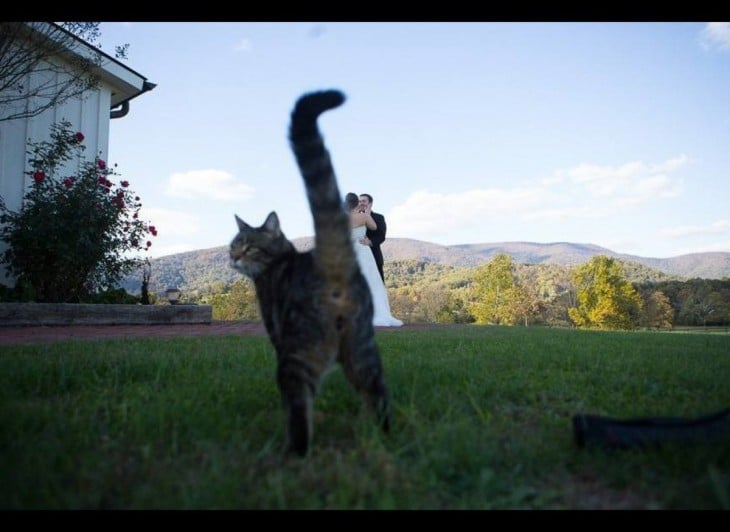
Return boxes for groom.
[358,193,386,282]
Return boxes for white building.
[0,22,155,288]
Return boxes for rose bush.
[0,120,157,302]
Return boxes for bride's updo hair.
[344,192,359,210]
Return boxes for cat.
[229,89,391,456]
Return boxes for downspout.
[110,101,129,119]
[110,81,157,120]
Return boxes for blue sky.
[99,22,730,260]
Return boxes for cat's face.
[230,211,287,278]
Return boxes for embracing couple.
[345,193,403,327]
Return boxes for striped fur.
[230,90,390,456]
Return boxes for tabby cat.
[229,90,391,456]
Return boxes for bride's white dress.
[351,225,403,327]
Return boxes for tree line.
[191,254,730,330]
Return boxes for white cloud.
[660,220,730,238]
[651,154,690,173]
[388,156,689,242]
[132,207,204,259]
[700,22,730,52]
[165,170,255,202]
[634,174,682,198]
[233,38,253,52]
[388,187,543,238]
[561,157,686,201]
[539,174,565,186]
[522,204,606,222]
[142,207,201,238]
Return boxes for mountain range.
[126,238,730,296]
[377,238,730,278]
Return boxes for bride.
[345,193,403,327]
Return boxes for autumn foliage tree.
[568,255,643,330]
[206,278,260,321]
[637,288,674,329]
[469,253,535,325]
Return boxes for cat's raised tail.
[289,89,345,139]
[288,89,346,190]
[288,89,352,275]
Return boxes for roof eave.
[23,22,155,109]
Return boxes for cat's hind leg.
[339,333,391,434]
[277,360,317,456]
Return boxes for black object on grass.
[572,409,730,450]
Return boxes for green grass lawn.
[1,325,728,509]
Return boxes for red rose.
[74,132,84,143]
[63,178,74,188]
[98,159,107,170]
[32,170,45,183]
[120,180,129,188]
[146,241,152,248]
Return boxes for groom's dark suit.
[366,211,386,282]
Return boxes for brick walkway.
[0,321,432,346]
[0,321,265,346]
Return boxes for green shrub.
[0,121,157,302]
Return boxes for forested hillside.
[114,237,730,329]
[120,238,729,298]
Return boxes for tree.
[523,263,575,326]
[436,295,474,324]
[207,278,261,321]
[568,255,643,330]
[469,253,533,325]
[388,286,418,323]
[635,279,730,327]
[638,288,674,329]
[414,284,451,323]
[678,279,729,327]
[0,22,128,122]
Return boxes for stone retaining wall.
[0,303,212,326]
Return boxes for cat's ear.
[234,214,250,231]
[263,211,281,235]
